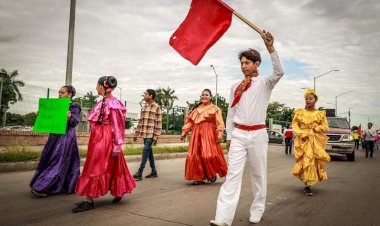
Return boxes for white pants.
[215,128,268,225]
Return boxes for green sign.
[33,98,71,134]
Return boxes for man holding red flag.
[210,31,284,226]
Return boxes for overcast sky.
[1,0,379,127]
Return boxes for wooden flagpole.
[232,11,264,35]
[215,0,263,35]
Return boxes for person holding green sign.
[30,85,81,197]
[73,76,136,213]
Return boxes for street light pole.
[210,65,218,107]
[65,0,76,85]
[313,69,340,91]
[335,91,352,116]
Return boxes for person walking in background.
[30,85,81,197]
[292,88,330,196]
[73,76,136,213]
[181,89,227,185]
[353,130,359,150]
[133,89,162,181]
[364,123,376,158]
[283,124,293,155]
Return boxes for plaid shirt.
[134,102,162,141]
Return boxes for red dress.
[75,97,136,198]
[182,104,227,181]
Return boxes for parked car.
[267,130,284,144]
[0,126,33,131]
[325,117,355,161]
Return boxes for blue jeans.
[138,138,156,174]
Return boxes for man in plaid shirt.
[133,89,162,181]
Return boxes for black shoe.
[31,189,48,198]
[145,172,158,178]
[208,176,217,183]
[112,197,122,203]
[304,186,313,196]
[133,172,142,181]
[72,201,94,213]
[192,181,206,185]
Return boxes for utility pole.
[65,0,76,85]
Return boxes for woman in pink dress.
[73,76,136,213]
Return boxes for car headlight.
[342,135,354,141]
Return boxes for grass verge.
[1,143,226,163]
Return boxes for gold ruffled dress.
[291,109,331,186]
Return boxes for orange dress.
[182,103,227,181]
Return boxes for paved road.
[0,145,379,226]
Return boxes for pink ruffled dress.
[75,97,136,198]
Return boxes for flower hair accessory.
[304,88,318,99]
[103,76,113,93]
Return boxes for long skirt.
[30,129,80,194]
[185,121,227,181]
[75,124,136,198]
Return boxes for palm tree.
[83,91,97,108]
[0,68,25,126]
[155,87,178,133]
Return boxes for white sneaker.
[249,216,262,224]
[209,219,227,226]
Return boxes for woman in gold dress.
[292,88,330,196]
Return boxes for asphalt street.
[0,145,379,226]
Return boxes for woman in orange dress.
[181,89,227,185]
[292,88,330,196]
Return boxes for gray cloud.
[1,0,380,127]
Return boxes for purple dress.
[30,102,81,194]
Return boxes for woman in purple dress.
[30,85,81,197]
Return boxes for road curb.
[0,152,188,173]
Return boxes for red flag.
[169,0,233,65]
[358,124,362,139]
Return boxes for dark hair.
[98,76,117,90]
[189,89,213,113]
[238,48,261,64]
[146,89,156,100]
[96,76,117,124]
[61,85,76,99]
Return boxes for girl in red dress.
[73,76,136,213]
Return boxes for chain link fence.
[0,84,187,134]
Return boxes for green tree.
[0,68,25,126]
[24,112,37,126]
[6,113,24,125]
[155,87,178,133]
[73,91,97,109]
[266,101,294,122]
